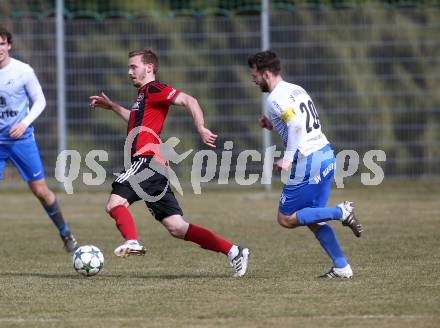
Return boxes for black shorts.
[111,157,183,221]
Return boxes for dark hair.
[129,49,159,73]
[247,50,281,75]
[0,26,12,44]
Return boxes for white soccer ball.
[72,245,104,277]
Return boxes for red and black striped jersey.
[127,81,180,158]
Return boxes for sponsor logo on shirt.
[0,109,18,119]
[131,93,145,111]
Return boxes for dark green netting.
[2,0,438,19]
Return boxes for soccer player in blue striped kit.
[0,26,77,252]
[248,51,363,278]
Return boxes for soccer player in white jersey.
[248,50,363,278]
[0,26,77,252]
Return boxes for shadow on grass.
[0,272,230,279]
[130,273,230,279]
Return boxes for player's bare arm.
[173,92,218,148]
[89,92,130,122]
[259,115,273,130]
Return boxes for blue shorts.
[279,144,335,215]
[0,139,45,182]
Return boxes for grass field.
[0,181,439,328]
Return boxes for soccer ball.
[72,245,104,277]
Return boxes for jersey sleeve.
[268,98,298,127]
[283,122,300,162]
[21,66,46,127]
[150,84,180,107]
[267,98,301,162]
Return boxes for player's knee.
[167,223,187,239]
[277,215,290,228]
[32,186,52,203]
[277,212,299,229]
[162,216,188,239]
[105,203,121,214]
[167,226,184,239]
[32,188,45,201]
[105,200,128,214]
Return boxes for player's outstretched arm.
[89,92,130,122]
[173,92,218,148]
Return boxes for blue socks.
[296,207,342,226]
[43,198,70,238]
[314,224,348,268]
[292,207,348,268]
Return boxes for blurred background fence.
[1,0,439,191]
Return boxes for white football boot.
[319,264,353,279]
[114,240,146,258]
[228,246,250,277]
[338,201,363,237]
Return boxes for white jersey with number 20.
[266,80,329,162]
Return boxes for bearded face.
[128,55,149,88]
[250,66,269,93]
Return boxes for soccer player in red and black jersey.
[89,49,249,277]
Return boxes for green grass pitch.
[0,182,439,327]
